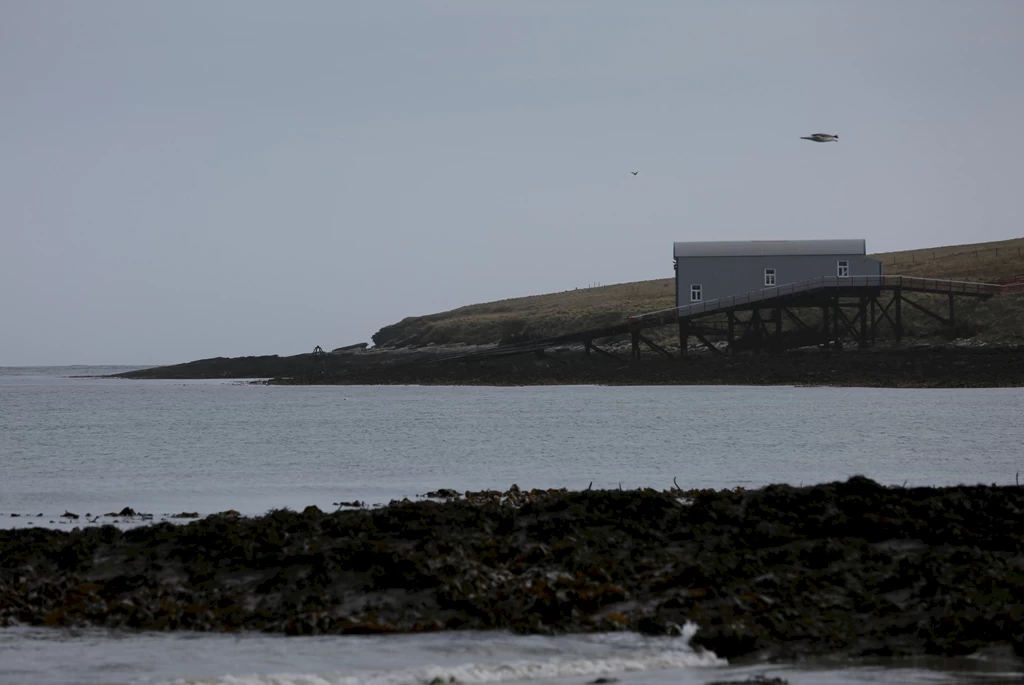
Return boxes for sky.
[2,1,1023,366]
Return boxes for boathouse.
[673,239,883,307]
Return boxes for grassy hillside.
[371,238,1024,348]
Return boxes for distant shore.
[110,342,1024,388]
[3,478,1023,662]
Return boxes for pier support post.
[751,309,763,355]
[948,293,955,329]
[832,295,842,350]
[858,295,869,349]
[772,308,782,351]
[894,288,903,344]
[727,312,735,354]
[870,296,877,342]
[678,319,689,360]
[821,304,830,349]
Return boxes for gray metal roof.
[674,239,866,258]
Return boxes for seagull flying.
[801,133,839,143]
[631,171,638,175]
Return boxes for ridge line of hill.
[369,237,1024,350]
[111,237,1024,382]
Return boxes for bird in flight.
[631,171,638,175]
[801,133,839,143]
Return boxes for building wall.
[674,254,883,306]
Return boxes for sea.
[2,365,1023,685]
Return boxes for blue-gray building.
[673,239,883,307]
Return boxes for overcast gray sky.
[2,1,1023,366]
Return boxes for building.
[673,239,882,307]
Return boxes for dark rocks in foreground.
[3,478,1024,662]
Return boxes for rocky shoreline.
[281,343,1024,388]
[109,343,1024,388]
[3,477,1023,662]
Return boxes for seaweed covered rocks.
[2,477,1023,662]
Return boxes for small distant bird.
[631,171,638,175]
[801,133,839,143]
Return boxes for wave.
[160,624,724,685]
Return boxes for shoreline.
[107,342,1024,389]
[3,478,1023,663]
[282,344,1024,388]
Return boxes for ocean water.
[3,625,1022,685]
[2,366,1024,685]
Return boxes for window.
[764,268,776,286]
[837,260,850,277]
[690,284,702,302]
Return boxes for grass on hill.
[370,238,1024,348]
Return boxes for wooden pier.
[425,275,1021,366]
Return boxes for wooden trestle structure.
[627,275,1007,360]
[423,275,1019,367]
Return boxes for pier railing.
[629,275,1006,327]
[995,274,1024,293]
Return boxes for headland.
[111,238,1024,386]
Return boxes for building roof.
[674,239,867,258]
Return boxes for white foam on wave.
[161,623,724,685]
